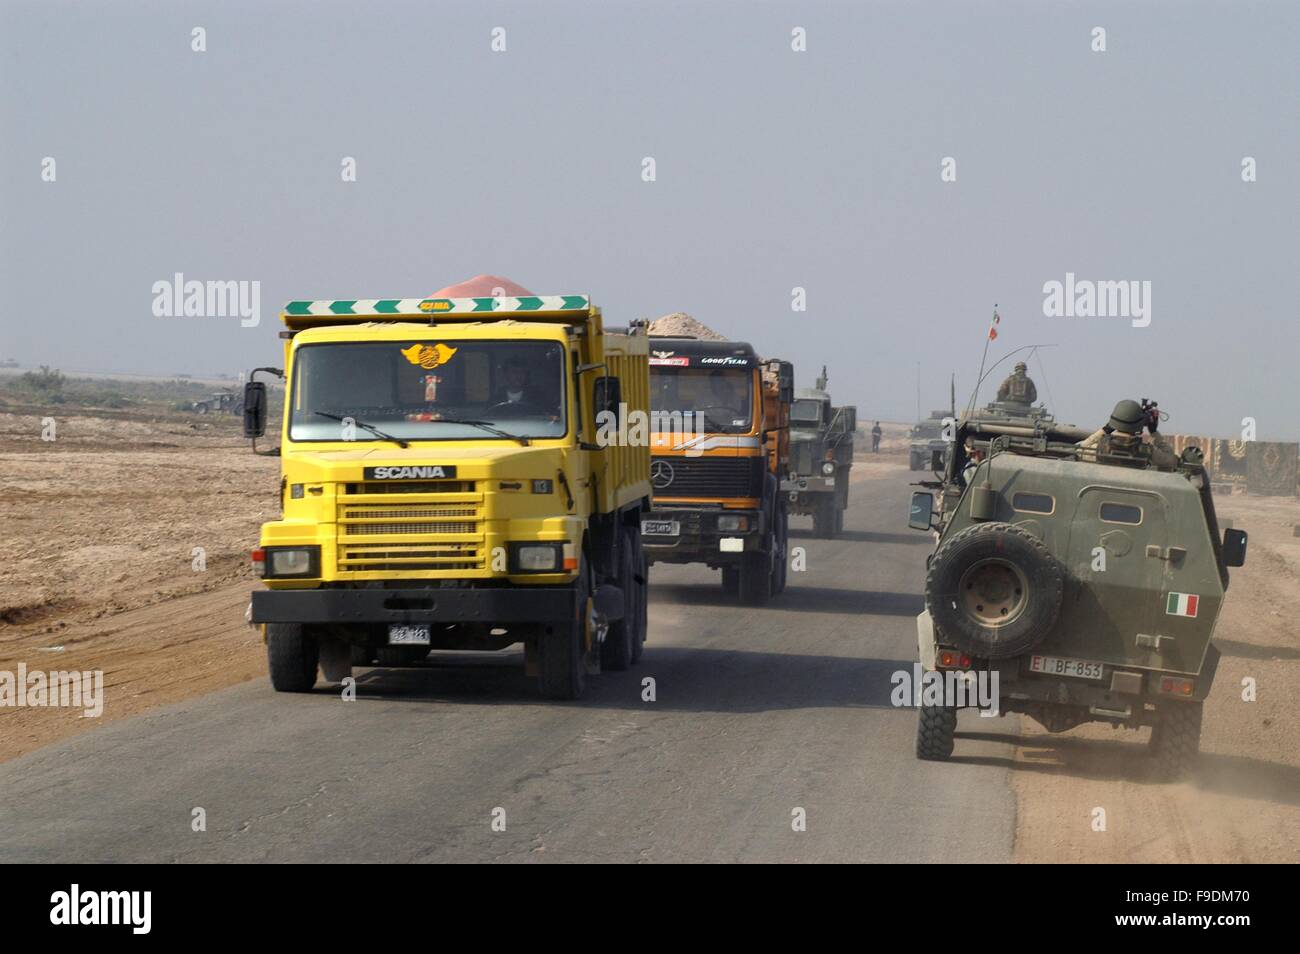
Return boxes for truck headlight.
[264,546,320,578]
[510,542,563,572]
[717,514,750,532]
[821,461,836,476]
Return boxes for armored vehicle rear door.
[1054,485,1169,666]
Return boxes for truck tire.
[915,701,957,761]
[1149,701,1203,780]
[601,533,636,671]
[629,531,648,664]
[267,623,319,692]
[739,549,771,606]
[721,566,740,596]
[812,496,835,539]
[925,522,1063,659]
[539,561,589,700]
[771,504,789,594]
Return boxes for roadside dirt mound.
[647,312,727,340]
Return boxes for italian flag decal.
[1166,592,1200,617]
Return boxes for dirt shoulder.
[1008,491,1300,862]
[0,410,277,763]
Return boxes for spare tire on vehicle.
[925,522,1064,659]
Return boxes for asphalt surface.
[0,471,1019,863]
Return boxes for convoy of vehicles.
[641,337,793,605]
[781,367,855,538]
[907,404,1247,778]
[243,292,650,700]
[239,290,1250,780]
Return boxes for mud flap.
[318,636,353,684]
[916,610,937,670]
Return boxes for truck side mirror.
[930,448,946,470]
[243,382,267,438]
[1223,528,1248,567]
[593,376,621,419]
[908,491,934,531]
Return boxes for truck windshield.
[288,340,567,442]
[650,366,753,433]
[791,399,822,424]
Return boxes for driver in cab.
[707,370,745,422]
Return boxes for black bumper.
[642,507,767,564]
[251,586,576,625]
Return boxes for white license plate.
[1029,654,1105,680]
[642,520,680,537]
[388,624,431,645]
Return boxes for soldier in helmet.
[1079,398,1178,471]
[996,361,1038,405]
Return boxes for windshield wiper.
[428,418,530,446]
[313,411,409,448]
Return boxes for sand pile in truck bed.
[647,312,727,340]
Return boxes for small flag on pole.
[988,309,1001,341]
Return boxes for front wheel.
[267,623,319,692]
[739,549,772,606]
[812,496,837,539]
[721,565,740,596]
[539,561,590,700]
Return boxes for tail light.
[251,548,265,578]
[937,650,972,670]
[1158,676,1195,697]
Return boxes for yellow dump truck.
[242,293,651,699]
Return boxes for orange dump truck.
[641,337,793,604]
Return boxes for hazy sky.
[3,0,1298,437]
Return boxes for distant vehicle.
[908,411,951,471]
[907,401,1247,778]
[191,390,243,415]
[781,367,855,538]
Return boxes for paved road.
[0,471,1019,863]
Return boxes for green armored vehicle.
[781,367,856,538]
[907,399,1248,778]
[908,411,951,471]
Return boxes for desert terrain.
[1,395,1296,862]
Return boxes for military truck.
[193,390,243,415]
[643,337,793,604]
[242,292,651,700]
[906,403,1248,778]
[908,411,951,471]
[781,367,855,538]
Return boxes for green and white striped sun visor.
[282,295,591,325]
